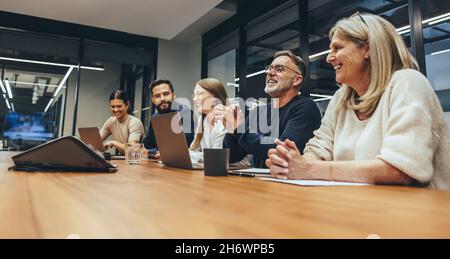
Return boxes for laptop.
[11,136,117,172]
[78,127,125,160]
[151,112,203,169]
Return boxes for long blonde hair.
[189,78,228,150]
[329,13,419,116]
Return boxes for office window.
[420,0,450,132]
[205,29,239,97]
[208,49,237,98]
[0,29,78,150]
[245,0,299,99]
[0,26,156,150]
[421,0,450,110]
[308,0,409,113]
[0,66,69,151]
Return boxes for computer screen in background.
[2,111,55,142]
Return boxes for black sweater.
[224,95,321,168]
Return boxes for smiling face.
[192,84,216,115]
[109,99,128,120]
[264,56,302,98]
[326,34,370,90]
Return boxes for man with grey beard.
[215,50,321,168]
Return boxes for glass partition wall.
[308,0,410,114]
[0,24,156,151]
[0,30,77,151]
[420,0,450,132]
[203,0,442,116]
[0,65,69,150]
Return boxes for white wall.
[156,39,202,101]
[207,49,236,98]
[63,62,121,136]
[133,77,143,118]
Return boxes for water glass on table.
[125,143,143,165]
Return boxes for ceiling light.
[0,80,6,94]
[8,80,60,88]
[394,12,450,35]
[44,99,54,112]
[246,70,266,78]
[311,93,333,98]
[309,50,331,59]
[4,80,13,99]
[431,48,450,56]
[423,12,450,24]
[54,67,74,97]
[227,83,239,88]
[398,29,411,35]
[0,56,104,71]
[5,98,11,109]
[428,16,450,26]
[396,25,410,32]
[313,97,333,102]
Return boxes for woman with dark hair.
[100,90,145,154]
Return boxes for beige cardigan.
[304,69,450,190]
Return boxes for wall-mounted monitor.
[2,111,54,141]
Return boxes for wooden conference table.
[0,152,449,238]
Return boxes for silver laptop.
[151,112,203,169]
[78,127,105,152]
[78,127,125,160]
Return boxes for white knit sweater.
[304,69,450,190]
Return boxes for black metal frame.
[298,0,309,97]
[71,38,84,136]
[408,0,427,75]
[61,75,69,137]
[237,0,248,99]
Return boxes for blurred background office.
[0,0,449,151]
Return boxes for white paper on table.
[189,151,203,163]
[259,177,370,186]
[231,168,270,174]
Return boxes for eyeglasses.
[264,64,301,75]
[351,11,368,27]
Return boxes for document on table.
[259,177,370,186]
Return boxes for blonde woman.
[190,78,251,168]
[266,13,450,189]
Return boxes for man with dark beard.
[215,50,321,167]
[142,79,194,155]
